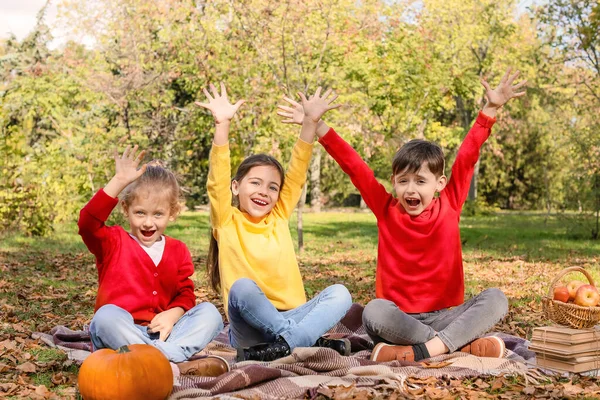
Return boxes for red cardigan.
[319,112,495,313]
[78,189,196,325]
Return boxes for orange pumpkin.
[78,344,173,400]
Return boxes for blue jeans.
[362,288,508,352]
[90,303,224,363]
[228,278,352,350]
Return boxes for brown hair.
[120,162,183,217]
[392,139,445,177]
[207,154,285,293]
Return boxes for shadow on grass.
[460,214,600,261]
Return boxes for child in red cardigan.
[278,68,526,362]
[78,145,227,376]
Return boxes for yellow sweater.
[207,140,313,316]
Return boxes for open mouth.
[141,230,155,238]
[405,198,420,208]
[251,199,268,207]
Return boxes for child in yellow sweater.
[196,84,352,361]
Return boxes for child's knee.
[195,302,224,332]
[328,284,352,307]
[362,298,393,328]
[90,304,131,337]
[482,288,508,317]
[229,278,260,301]
[93,304,129,326]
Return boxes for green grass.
[2,210,599,292]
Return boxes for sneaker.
[370,343,415,362]
[176,355,230,377]
[314,337,351,356]
[459,336,506,358]
[236,337,291,362]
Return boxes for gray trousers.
[362,288,508,352]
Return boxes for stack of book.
[530,326,600,373]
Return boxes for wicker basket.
[542,266,600,329]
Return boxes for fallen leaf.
[491,377,506,391]
[523,386,536,395]
[34,384,51,398]
[562,382,584,396]
[0,383,18,394]
[16,362,36,373]
[420,360,453,368]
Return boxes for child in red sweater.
[278,68,526,362]
[78,145,228,376]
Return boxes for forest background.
[0,0,599,239]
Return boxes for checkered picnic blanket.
[35,303,540,399]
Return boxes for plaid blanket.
[34,303,541,399]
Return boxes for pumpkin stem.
[117,345,131,354]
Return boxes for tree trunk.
[468,160,480,200]
[455,94,477,201]
[297,182,307,253]
[309,147,322,212]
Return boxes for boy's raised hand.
[481,68,526,117]
[195,82,245,124]
[299,87,340,123]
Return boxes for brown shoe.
[459,337,506,358]
[177,355,230,377]
[370,343,415,362]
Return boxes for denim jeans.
[90,303,224,363]
[227,278,352,350]
[362,288,508,352]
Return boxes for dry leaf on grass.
[16,362,36,373]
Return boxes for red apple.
[574,285,600,307]
[567,280,586,300]
[553,286,570,303]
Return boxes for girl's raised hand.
[277,96,304,125]
[299,87,340,123]
[481,68,527,110]
[104,143,147,198]
[195,82,245,124]
[114,144,147,184]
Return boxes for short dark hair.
[392,139,445,177]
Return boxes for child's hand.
[299,87,340,123]
[104,144,147,198]
[481,68,526,113]
[195,83,245,124]
[277,93,332,139]
[277,96,304,126]
[113,145,147,184]
[148,308,184,341]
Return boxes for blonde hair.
[120,162,183,217]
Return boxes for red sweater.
[78,189,196,325]
[319,112,495,313]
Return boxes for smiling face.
[231,165,282,222]
[393,162,447,216]
[123,188,174,247]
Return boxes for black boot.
[236,337,291,362]
[313,336,351,356]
